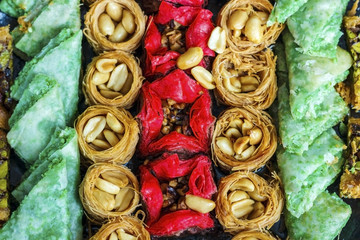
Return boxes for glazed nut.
[244,15,263,44]
[95,178,120,195]
[122,10,136,34]
[92,139,111,149]
[115,188,135,211]
[223,77,241,92]
[96,58,117,73]
[101,171,129,188]
[103,129,120,146]
[228,190,250,203]
[242,119,254,136]
[106,2,123,22]
[109,23,129,43]
[248,188,267,202]
[177,47,204,70]
[233,136,250,155]
[107,63,128,91]
[230,178,255,192]
[216,137,235,156]
[109,232,119,240]
[228,10,249,30]
[83,116,107,143]
[240,145,256,160]
[248,202,265,220]
[230,77,241,89]
[256,11,269,24]
[98,13,115,36]
[106,113,125,134]
[100,90,123,99]
[224,127,242,139]
[207,26,227,54]
[249,127,263,145]
[231,199,255,218]
[185,194,216,214]
[229,119,243,129]
[240,76,259,92]
[191,66,215,89]
[120,73,133,95]
[92,71,110,85]
[116,229,136,240]
[93,188,115,211]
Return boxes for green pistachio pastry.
[283,29,352,120]
[277,128,345,217]
[268,0,309,25]
[285,191,351,240]
[12,127,83,240]
[0,0,50,18]
[10,0,80,59]
[277,83,348,154]
[11,29,82,125]
[286,0,349,58]
[7,75,65,165]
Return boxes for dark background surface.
[1,0,360,239]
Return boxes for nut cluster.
[92,58,133,99]
[108,228,137,240]
[222,69,260,93]
[160,176,216,214]
[161,20,186,53]
[227,8,269,44]
[227,178,267,220]
[99,2,136,43]
[216,117,263,161]
[161,99,192,136]
[93,170,135,213]
[83,112,125,151]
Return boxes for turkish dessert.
[137,69,215,157]
[216,171,283,234]
[84,0,146,53]
[212,107,277,172]
[139,153,217,236]
[10,0,80,59]
[11,29,82,124]
[286,0,349,58]
[143,0,214,79]
[267,0,308,25]
[285,191,351,240]
[213,48,276,109]
[232,230,278,240]
[0,0,51,17]
[0,127,83,239]
[80,163,140,223]
[89,216,150,240]
[217,0,283,54]
[76,105,139,165]
[277,128,345,217]
[83,51,144,109]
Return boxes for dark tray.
[1,0,360,239]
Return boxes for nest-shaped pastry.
[83,51,143,109]
[232,230,278,240]
[89,215,150,240]
[80,163,140,223]
[217,0,284,54]
[213,48,277,110]
[75,105,139,166]
[212,107,277,172]
[216,171,283,234]
[84,0,146,53]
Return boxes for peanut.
[103,129,120,147]
[224,128,242,139]
[116,229,136,240]
[233,136,250,155]
[228,190,249,203]
[84,116,107,143]
[106,2,123,22]
[93,188,115,211]
[98,13,115,36]
[115,188,135,212]
[248,188,267,202]
[228,10,248,30]
[240,145,256,160]
[109,23,128,43]
[100,90,123,99]
[248,202,265,219]
[248,127,262,145]
[191,66,215,89]
[177,47,203,70]
[109,232,119,240]
[207,26,226,54]
[96,58,117,73]
[242,119,254,136]
[101,171,129,188]
[92,139,111,149]
[231,199,255,218]
[120,73,133,95]
[216,137,235,156]
[230,178,255,192]
[244,15,263,44]
[92,71,110,85]
[106,113,125,134]
[107,63,128,91]
[185,194,216,214]
[95,178,120,195]
[122,10,136,34]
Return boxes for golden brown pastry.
[75,105,139,166]
[232,230,278,240]
[84,0,146,53]
[212,107,277,172]
[213,48,276,109]
[83,51,143,109]
[217,0,283,54]
[80,163,140,223]
[216,171,283,234]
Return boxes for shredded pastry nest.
[232,229,278,240]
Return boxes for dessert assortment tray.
[1,0,360,239]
